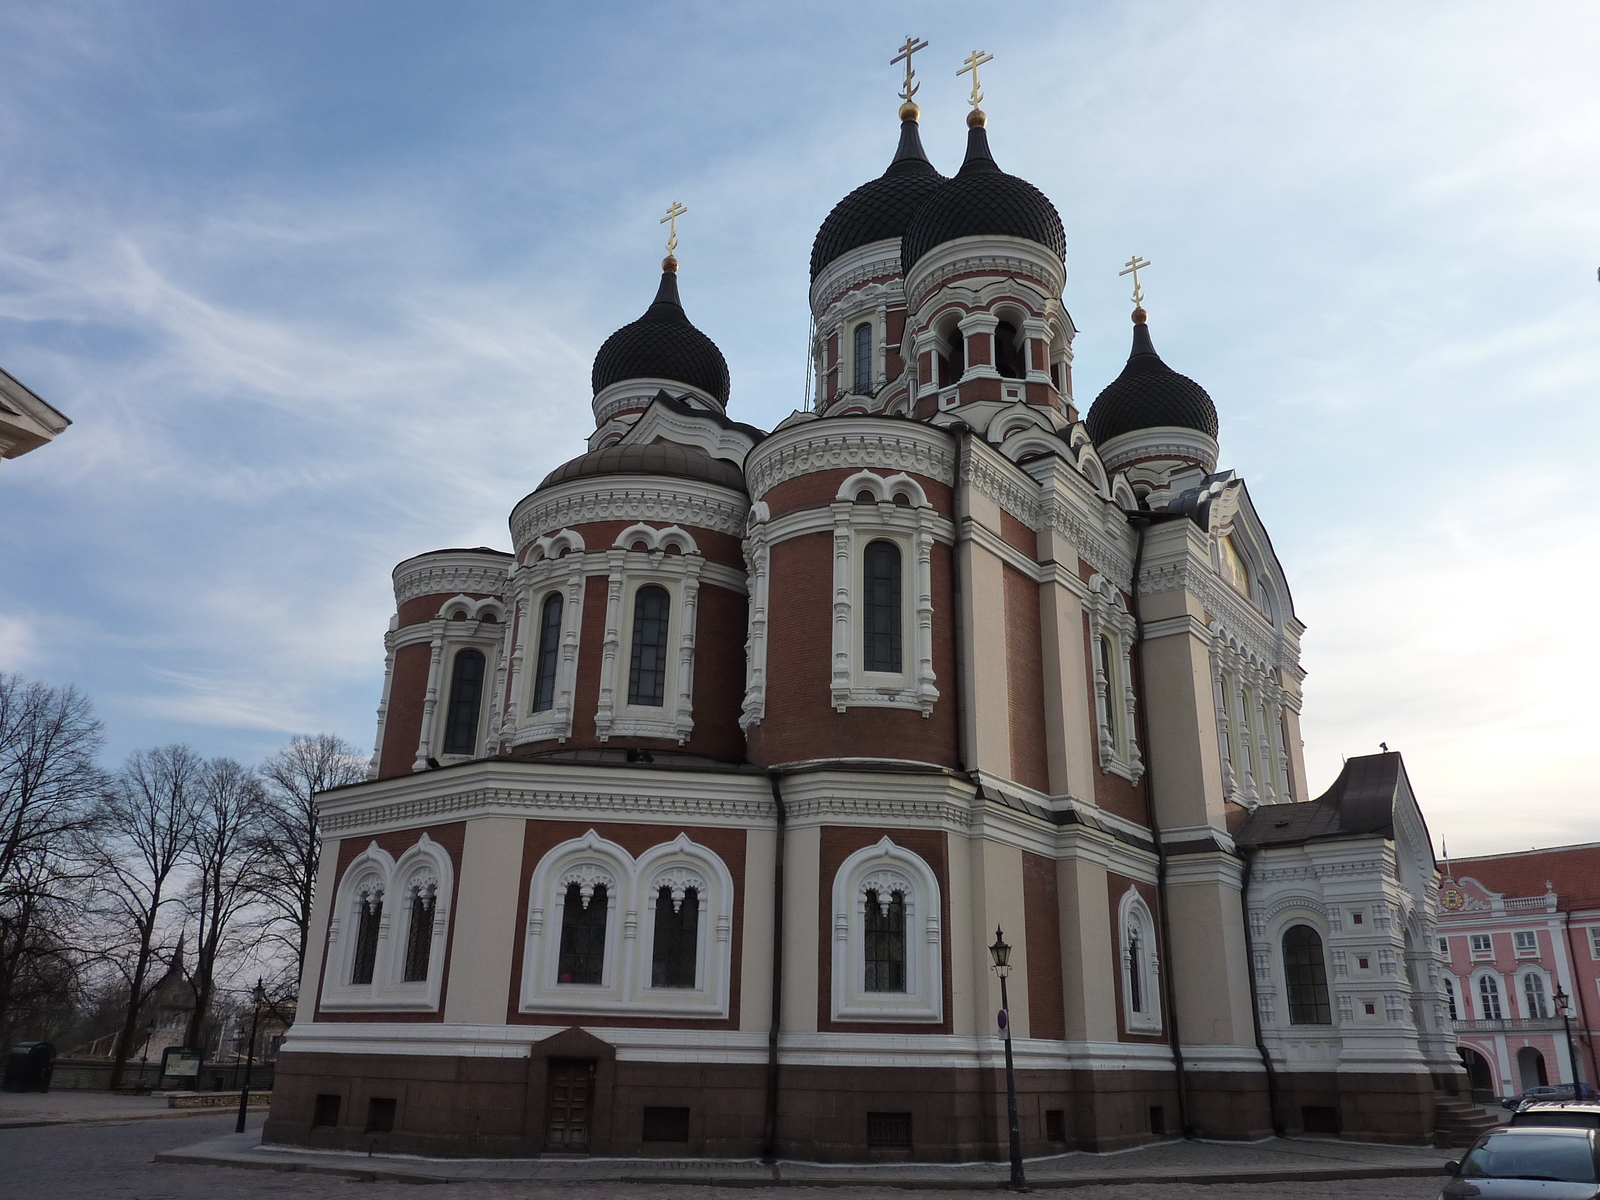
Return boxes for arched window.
[650,885,699,988]
[531,592,563,713]
[863,540,902,673]
[940,329,964,386]
[1283,925,1332,1024]
[1522,972,1549,1019]
[864,888,907,993]
[402,883,436,983]
[442,648,485,755]
[994,321,1023,379]
[1443,977,1459,1021]
[1098,635,1119,741]
[627,585,671,706]
[853,322,873,392]
[351,890,383,985]
[557,882,609,985]
[1478,974,1503,1020]
[1127,927,1145,1013]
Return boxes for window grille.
[1098,635,1119,742]
[351,893,382,985]
[1282,925,1332,1024]
[651,885,699,989]
[1478,974,1503,1020]
[557,882,608,985]
[532,593,563,712]
[1514,930,1538,956]
[852,322,872,392]
[1444,977,1458,1020]
[866,1111,912,1148]
[1437,937,1450,958]
[862,540,902,673]
[1127,928,1144,1013]
[627,586,670,706]
[864,888,907,993]
[1523,972,1549,1018]
[1591,927,1600,959]
[402,888,435,983]
[442,648,485,755]
[1470,933,1493,958]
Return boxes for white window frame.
[830,836,943,1023]
[1589,927,1600,960]
[1442,974,1460,1021]
[1437,936,1450,959]
[320,833,454,1012]
[1474,970,1505,1021]
[519,830,734,1018]
[405,597,507,770]
[828,471,941,717]
[510,529,588,744]
[1513,930,1539,958]
[1085,573,1143,782]
[1470,933,1493,960]
[1118,886,1161,1032]
[1518,967,1552,1019]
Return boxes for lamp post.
[988,926,1026,1190]
[235,978,267,1134]
[1553,986,1582,1099]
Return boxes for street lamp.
[235,978,267,1134]
[1553,987,1583,1100]
[988,925,1026,1190]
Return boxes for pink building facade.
[1437,842,1600,1100]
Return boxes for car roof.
[1483,1125,1596,1138]
[1521,1102,1600,1113]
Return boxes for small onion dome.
[810,118,945,281]
[591,269,730,405]
[900,121,1065,274]
[538,441,746,493]
[1084,312,1218,445]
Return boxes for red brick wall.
[747,534,959,768]
[505,819,747,1030]
[377,642,431,779]
[999,512,1037,559]
[314,822,467,1022]
[816,826,952,1034]
[1004,566,1050,793]
[1023,851,1066,1039]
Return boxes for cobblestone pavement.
[0,1114,1453,1200]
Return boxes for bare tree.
[252,734,366,981]
[0,674,104,1046]
[182,757,268,1052]
[91,745,201,1088]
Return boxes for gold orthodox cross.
[893,36,929,102]
[661,201,688,255]
[1120,255,1152,308]
[958,49,994,110]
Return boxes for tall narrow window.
[1522,973,1548,1018]
[442,648,485,755]
[864,888,907,992]
[1127,928,1144,1013]
[402,886,435,983]
[853,322,873,392]
[351,892,382,985]
[994,321,1022,379]
[627,585,671,706]
[940,331,964,386]
[557,883,608,985]
[863,540,902,673]
[1444,977,1459,1021]
[531,592,563,712]
[1283,925,1331,1024]
[650,886,699,988]
[1098,635,1119,741]
[1478,974,1503,1020]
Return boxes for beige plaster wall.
[1056,854,1119,1042]
[782,823,820,1033]
[957,488,1011,778]
[1166,865,1257,1047]
[1140,624,1227,831]
[738,826,777,1033]
[1036,563,1098,800]
[295,839,341,1024]
[964,837,1030,1038]
[442,817,525,1024]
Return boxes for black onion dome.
[591,271,731,404]
[810,119,945,280]
[1084,319,1219,445]
[538,442,747,493]
[900,124,1066,273]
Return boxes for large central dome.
[591,269,731,405]
[810,117,945,281]
[901,122,1065,274]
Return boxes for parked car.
[1441,1126,1600,1199]
[1504,1085,1579,1110]
[1513,1102,1600,1131]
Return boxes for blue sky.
[2,1,1596,856]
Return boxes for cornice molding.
[510,479,750,550]
[744,422,956,501]
[905,236,1065,310]
[809,239,904,314]
[393,559,510,607]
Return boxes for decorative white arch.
[613,523,700,555]
[835,469,929,508]
[830,836,943,1023]
[1117,886,1161,1032]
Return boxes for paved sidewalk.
[159,1126,1456,1189]
[0,1089,261,1128]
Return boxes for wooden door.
[544,1058,595,1151]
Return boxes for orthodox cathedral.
[270,52,1467,1160]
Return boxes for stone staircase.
[1434,1094,1503,1147]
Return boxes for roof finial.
[892,36,929,121]
[958,49,994,128]
[1120,254,1152,323]
[660,200,687,273]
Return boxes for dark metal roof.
[810,119,946,281]
[900,124,1065,274]
[538,441,747,493]
[591,271,731,404]
[1084,318,1219,445]
[1234,752,1403,848]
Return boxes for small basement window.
[313,1094,341,1127]
[867,1111,912,1148]
[365,1097,396,1133]
[1045,1109,1066,1143]
[642,1106,690,1142]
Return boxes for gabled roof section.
[0,366,71,459]
[616,390,766,467]
[1236,751,1417,848]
